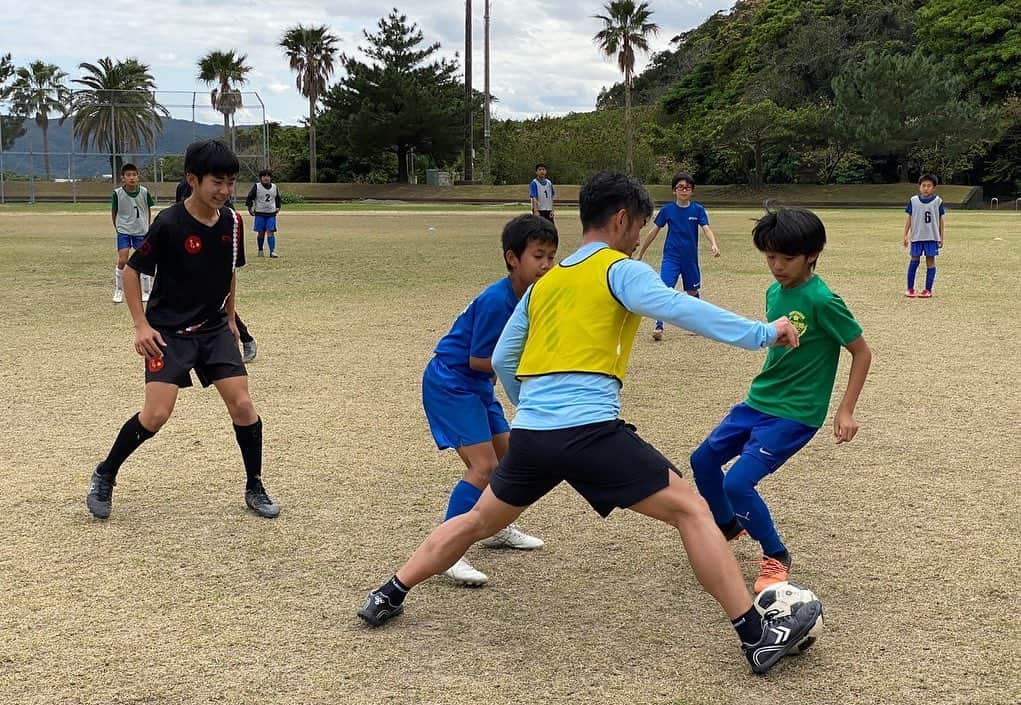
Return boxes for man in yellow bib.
[359,172,820,675]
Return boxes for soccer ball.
[753,581,824,654]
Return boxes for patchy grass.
[0,207,1017,704]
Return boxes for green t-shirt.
[745,274,862,428]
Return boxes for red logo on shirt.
[221,234,232,245]
[138,240,152,256]
[184,235,202,254]
[147,356,165,372]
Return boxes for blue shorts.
[700,403,818,473]
[117,233,146,251]
[422,357,510,450]
[661,255,701,292]
[910,241,939,258]
[253,214,277,232]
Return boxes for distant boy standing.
[112,163,156,303]
[636,172,719,340]
[529,164,555,223]
[903,174,944,298]
[246,169,281,258]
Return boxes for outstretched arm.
[833,336,871,444]
[635,225,662,261]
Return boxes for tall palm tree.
[73,57,168,176]
[197,50,251,148]
[280,24,340,182]
[593,0,659,175]
[9,61,71,180]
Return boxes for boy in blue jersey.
[903,174,945,298]
[359,173,823,676]
[423,214,558,585]
[636,172,719,340]
[529,164,555,223]
[690,208,871,594]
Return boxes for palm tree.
[197,50,251,149]
[593,1,658,175]
[73,57,168,176]
[280,24,340,182]
[9,61,71,180]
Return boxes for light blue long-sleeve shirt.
[493,241,778,430]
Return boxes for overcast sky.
[4,1,734,125]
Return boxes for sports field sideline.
[0,207,1017,704]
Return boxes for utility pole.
[484,0,491,182]
[464,0,474,182]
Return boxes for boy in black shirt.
[87,140,279,519]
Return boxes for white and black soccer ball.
[753,581,824,654]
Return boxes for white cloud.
[4,0,734,124]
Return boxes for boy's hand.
[134,323,167,359]
[228,318,240,343]
[770,316,800,348]
[834,409,859,444]
[903,234,909,248]
[711,243,720,257]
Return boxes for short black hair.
[259,169,273,178]
[502,214,558,271]
[671,172,695,190]
[753,207,826,261]
[579,172,654,232]
[535,163,547,171]
[919,173,939,186]
[184,140,239,180]
[121,163,138,175]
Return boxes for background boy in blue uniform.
[691,208,871,593]
[359,172,821,675]
[246,169,281,258]
[529,164,555,223]
[635,172,719,340]
[112,163,156,304]
[424,214,558,585]
[903,174,945,298]
[87,140,279,520]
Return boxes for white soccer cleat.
[112,288,124,304]
[443,557,488,586]
[480,523,545,550]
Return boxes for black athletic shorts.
[538,210,554,223]
[489,419,681,517]
[144,322,246,388]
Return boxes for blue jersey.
[434,276,518,381]
[654,201,709,261]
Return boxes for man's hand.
[834,409,859,444]
[770,316,800,348]
[134,323,167,359]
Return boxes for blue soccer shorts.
[422,357,510,450]
[699,403,818,473]
[661,255,701,292]
[117,233,146,251]
[909,241,939,258]
[253,214,277,232]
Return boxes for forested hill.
[592,0,1020,194]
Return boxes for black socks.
[733,606,764,645]
[99,413,157,479]
[233,418,263,489]
[377,576,410,606]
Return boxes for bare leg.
[212,375,258,425]
[628,472,752,619]
[139,381,179,432]
[455,438,501,490]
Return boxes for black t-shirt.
[128,202,246,332]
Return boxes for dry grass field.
[0,205,1018,705]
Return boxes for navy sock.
[377,575,410,605]
[733,607,763,644]
[907,260,920,289]
[268,235,276,252]
[233,418,263,488]
[925,267,936,291]
[444,479,483,521]
[257,234,265,251]
[100,413,156,478]
[718,517,744,540]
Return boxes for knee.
[722,464,756,501]
[116,256,128,268]
[690,443,716,475]
[463,459,498,487]
[140,407,172,431]
[227,397,257,424]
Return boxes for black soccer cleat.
[86,467,116,519]
[357,590,404,627]
[743,599,823,674]
[245,477,280,518]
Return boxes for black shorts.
[538,210,554,223]
[489,419,681,517]
[144,323,246,388]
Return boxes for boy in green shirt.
[690,208,872,593]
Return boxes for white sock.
[115,266,123,291]
[141,274,152,294]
